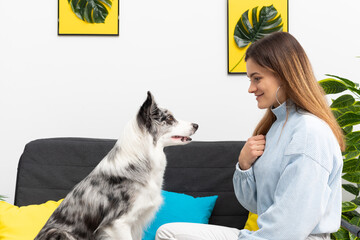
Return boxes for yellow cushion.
[244,212,259,231]
[0,199,63,240]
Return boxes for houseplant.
[319,74,360,240]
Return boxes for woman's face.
[246,58,285,109]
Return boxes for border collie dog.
[35,91,198,240]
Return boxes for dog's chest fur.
[120,147,166,223]
[95,140,168,238]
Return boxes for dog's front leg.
[102,220,133,240]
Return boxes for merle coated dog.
[35,91,198,240]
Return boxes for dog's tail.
[34,228,77,240]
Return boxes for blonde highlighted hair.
[245,32,345,151]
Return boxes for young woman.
[156,32,344,240]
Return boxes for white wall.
[0,0,359,204]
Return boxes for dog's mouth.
[171,135,192,142]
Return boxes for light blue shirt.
[233,101,343,240]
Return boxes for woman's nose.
[248,82,256,93]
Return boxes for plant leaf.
[352,197,360,206]
[251,7,259,30]
[233,5,283,49]
[333,109,343,119]
[343,201,358,212]
[338,106,360,115]
[343,210,360,219]
[343,159,360,173]
[343,215,352,222]
[68,0,112,23]
[348,87,360,97]
[345,142,360,154]
[343,184,360,196]
[319,78,348,94]
[326,74,357,88]
[331,95,356,109]
[344,151,360,161]
[99,0,112,8]
[344,126,354,135]
[70,0,86,21]
[332,227,350,240]
[343,173,360,183]
[337,113,360,128]
[346,132,360,146]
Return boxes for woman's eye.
[250,77,261,83]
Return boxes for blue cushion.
[142,191,218,240]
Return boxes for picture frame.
[58,0,119,36]
[227,0,288,74]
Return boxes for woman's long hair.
[245,32,345,151]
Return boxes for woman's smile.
[256,93,264,101]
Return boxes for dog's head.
[137,91,198,147]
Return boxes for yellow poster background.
[228,0,288,73]
[59,0,119,35]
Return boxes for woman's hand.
[238,135,266,170]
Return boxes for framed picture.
[58,0,119,36]
[227,0,288,74]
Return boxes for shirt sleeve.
[238,154,331,240]
[233,163,258,214]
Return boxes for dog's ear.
[137,91,158,129]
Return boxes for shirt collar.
[271,100,295,120]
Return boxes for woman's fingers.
[238,135,266,170]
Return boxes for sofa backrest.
[14,138,248,229]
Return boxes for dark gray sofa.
[14,138,248,229]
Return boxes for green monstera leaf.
[68,0,112,23]
[230,5,283,72]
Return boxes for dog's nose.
[192,123,199,130]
